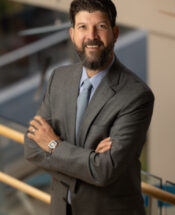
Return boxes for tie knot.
[82,78,92,91]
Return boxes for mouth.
[86,45,100,49]
[84,40,103,50]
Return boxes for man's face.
[69,10,118,70]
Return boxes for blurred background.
[0,0,175,214]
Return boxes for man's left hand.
[27,115,60,152]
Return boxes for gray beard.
[74,41,114,70]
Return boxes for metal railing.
[0,171,50,204]
[0,30,69,68]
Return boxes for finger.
[34,115,47,125]
[27,130,35,140]
[96,140,112,152]
[96,144,112,153]
[97,147,109,153]
[97,138,111,148]
[28,125,36,133]
[98,137,111,146]
[100,141,112,150]
[95,137,111,151]
[29,120,41,130]
[102,137,111,141]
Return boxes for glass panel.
[0,117,51,215]
[0,2,72,126]
[141,170,163,215]
[165,181,175,215]
[0,33,72,126]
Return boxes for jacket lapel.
[78,59,122,147]
[66,63,82,144]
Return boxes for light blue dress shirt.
[79,57,115,101]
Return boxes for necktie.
[76,78,92,144]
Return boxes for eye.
[78,25,87,30]
[97,23,108,30]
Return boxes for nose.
[87,26,98,40]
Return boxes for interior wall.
[114,0,175,37]
[148,33,175,181]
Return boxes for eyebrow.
[76,20,109,26]
[76,22,86,26]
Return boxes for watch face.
[48,140,57,149]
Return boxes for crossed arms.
[27,115,112,154]
[25,90,154,187]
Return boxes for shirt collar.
[80,56,115,90]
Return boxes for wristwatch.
[48,139,61,153]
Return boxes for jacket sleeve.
[24,86,154,187]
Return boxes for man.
[25,0,154,215]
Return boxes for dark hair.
[69,0,117,27]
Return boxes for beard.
[74,39,115,70]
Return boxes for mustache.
[83,39,104,48]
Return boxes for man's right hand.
[95,137,112,153]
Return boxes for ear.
[113,25,119,42]
[69,27,74,42]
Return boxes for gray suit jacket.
[24,58,154,215]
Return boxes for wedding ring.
[32,128,35,134]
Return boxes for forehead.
[74,10,110,25]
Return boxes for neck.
[86,54,114,78]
